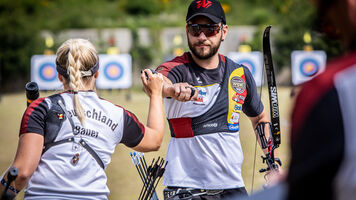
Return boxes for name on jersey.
[68,108,118,131]
[74,126,99,138]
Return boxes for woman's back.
[22,91,144,199]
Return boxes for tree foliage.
[0,0,343,91]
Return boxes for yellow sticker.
[227,68,246,128]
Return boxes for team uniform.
[156,52,263,191]
[19,91,145,200]
[288,51,356,200]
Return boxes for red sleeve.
[155,52,191,83]
[19,97,48,136]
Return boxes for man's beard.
[188,36,222,59]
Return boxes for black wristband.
[1,178,20,194]
[274,158,282,167]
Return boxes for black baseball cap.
[186,0,226,24]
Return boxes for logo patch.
[234,104,242,111]
[71,153,80,166]
[203,123,218,128]
[196,0,212,9]
[196,87,206,103]
[229,112,239,124]
[228,123,239,131]
[230,76,245,94]
[57,113,63,119]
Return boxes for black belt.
[164,187,224,200]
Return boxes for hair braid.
[56,39,98,127]
[68,42,86,126]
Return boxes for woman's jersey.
[156,52,263,189]
[19,91,145,200]
[288,51,356,200]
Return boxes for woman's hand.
[141,69,164,97]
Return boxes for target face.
[299,59,319,77]
[31,55,62,90]
[227,52,263,87]
[291,51,327,85]
[39,62,57,81]
[103,62,124,81]
[238,59,256,75]
[96,54,132,89]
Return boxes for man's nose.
[197,31,208,40]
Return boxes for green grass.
[0,87,293,199]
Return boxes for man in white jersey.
[0,39,165,199]
[154,0,281,199]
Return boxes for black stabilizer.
[1,167,18,200]
[25,82,39,106]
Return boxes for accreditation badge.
[227,68,247,131]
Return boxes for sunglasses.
[187,24,223,37]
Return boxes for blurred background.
[0,0,344,199]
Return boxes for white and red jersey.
[18,91,145,200]
[156,52,263,189]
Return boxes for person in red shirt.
[288,0,356,199]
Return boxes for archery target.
[96,54,132,89]
[292,51,326,85]
[227,51,263,87]
[103,62,124,81]
[39,62,57,81]
[299,59,319,77]
[31,55,62,90]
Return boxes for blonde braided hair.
[56,39,98,126]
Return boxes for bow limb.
[259,25,282,174]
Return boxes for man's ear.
[221,24,228,41]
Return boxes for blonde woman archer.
[0,39,165,200]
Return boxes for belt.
[164,187,224,200]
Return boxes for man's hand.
[264,166,285,188]
[164,82,198,102]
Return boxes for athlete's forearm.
[249,109,271,154]
[134,94,164,152]
[147,94,164,136]
[161,76,175,98]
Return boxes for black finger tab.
[186,87,196,99]
[143,69,157,80]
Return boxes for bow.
[260,25,281,172]
[254,26,282,186]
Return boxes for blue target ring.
[239,59,256,75]
[39,62,57,82]
[103,62,124,81]
[300,59,319,77]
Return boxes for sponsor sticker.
[229,112,240,124]
[196,87,206,103]
[203,123,218,128]
[228,123,239,131]
[234,104,242,111]
[230,76,245,94]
